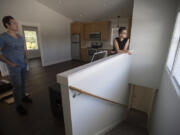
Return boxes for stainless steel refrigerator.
[71,34,80,60]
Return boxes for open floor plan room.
[0,0,180,135]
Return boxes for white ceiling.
[36,0,133,21]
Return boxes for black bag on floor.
[48,83,63,120]
[0,80,13,94]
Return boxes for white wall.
[149,69,180,135]
[149,1,180,135]
[130,0,177,89]
[0,0,72,66]
[57,54,131,135]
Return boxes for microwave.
[89,32,101,40]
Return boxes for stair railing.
[69,85,127,107]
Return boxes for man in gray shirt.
[0,16,32,116]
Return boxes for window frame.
[166,13,180,92]
[170,38,180,73]
[22,25,40,51]
[172,40,180,88]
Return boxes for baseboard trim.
[43,58,72,67]
[94,120,122,135]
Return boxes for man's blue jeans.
[8,66,27,107]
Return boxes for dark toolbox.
[0,80,13,94]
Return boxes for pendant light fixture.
[117,16,121,28]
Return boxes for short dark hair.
[2,16,14,29]
[118,27,127,34]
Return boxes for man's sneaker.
[16,105,27,116]
[22,96,32,103]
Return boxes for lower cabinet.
[81,48,87,62]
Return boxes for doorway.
[22,25,41,61]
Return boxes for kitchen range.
[87,41,104,61]
[71,33,108,61]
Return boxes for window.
[23,26,39,50]
[166,12,180,88]
[172,43,180,86]
[111,27,119,45]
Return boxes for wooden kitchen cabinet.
[71,21,110,41]
[84,21,110,41]
[81,48,87,61]
[71,22,82,34]
[84,23,92,40]
[101,21,110,40]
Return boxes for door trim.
[18,21,45,66]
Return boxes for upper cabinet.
[84,21,110,41]
[71,22,84,34]
[71,21,110,41]
[71,21,110,42]
[100,21,110,41]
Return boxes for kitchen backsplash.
[85,41,113,49]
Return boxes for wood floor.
[0,59,85,135]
